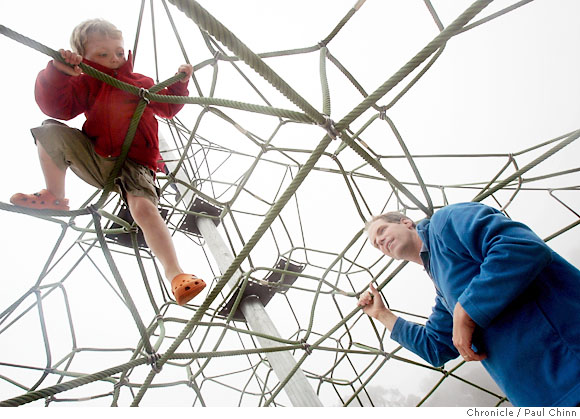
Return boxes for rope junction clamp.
[87,204,101,218]
[320,116,340,140]
[301,339,313,355]
[139,87,151,104]
[145,352,162,373]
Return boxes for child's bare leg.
[126,192,205,304]
[126,193,183,281]
[38,141,66,200]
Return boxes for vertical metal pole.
[196,217,323,407]
[160,139,322,406]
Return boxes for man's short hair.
[364,212,416,231]
[70,19,123,56]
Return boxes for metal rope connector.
[145,352,162,373]
[320,116,340,140]
[301,339,313,355]
[87,204,101,218]
[139,87,151,104]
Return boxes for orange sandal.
[171,273,206,305]
[10,189,70,211]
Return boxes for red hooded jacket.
[34,52,188,172]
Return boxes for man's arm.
[357,283,398,330]
[358,283,460,367]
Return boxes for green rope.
[147,94,314,122]
[473,129,580,202]
[130,133,335,405]
[384,115,434,213]
[320,47,331,116]
[1,0,574,408]
[319,4,360,47]
[167,0,326,125]
[0,342,304,407]
[340,131,432,215]
[0,358,148,407]
[335,0,493,132]
[90,210,156,357]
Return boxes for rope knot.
[320,116,339,140]
[213,50,222,61]
[139,87,151,104]
[146,352,162,373]
[379,109,387,120]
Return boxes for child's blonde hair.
[70,19,123,56]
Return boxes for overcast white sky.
[0,0,579,410]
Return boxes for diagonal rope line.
[167,0,326,125]
[0,0,575,408]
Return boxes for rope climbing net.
[0,0,579,407]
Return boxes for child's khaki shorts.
[31,119,160,206]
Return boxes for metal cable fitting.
[301,339,313,355]
[87,204,101,217]
[145,352,162,373]
[139,87,151,104]
[320,116,339,140]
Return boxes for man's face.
[367,218,416,260]
[84,33,126,70]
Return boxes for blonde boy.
[11,19,205,305]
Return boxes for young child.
[10,19,205,305]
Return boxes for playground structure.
[0,0,579,407]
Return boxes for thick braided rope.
[94,100,149,207]
[319,1,364,47]
[261,0,496,403]
[264,258,411,405]
[167,0,326,125]
[320,47,331,116]
[146,94,314,122]
[131,0,494,404]
[0,201,87,219]
[0,25,145,98]
[384,115,434,211]
[340,130,432,215]
[0,358,148,407]
[89,209,156,357]
[93,70,188,207]
[335,0,493,132]
[0,345,301,407]
[330,0,494,216]
[0,24,188,210]
[473,128,580,202]
[130,134,335,405]
[0,23,314,125]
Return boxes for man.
[358,202,580,406]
